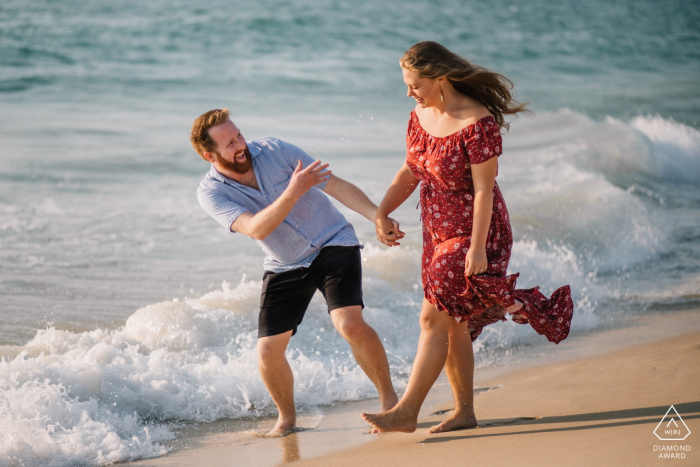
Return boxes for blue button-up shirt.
[197,137,360,273]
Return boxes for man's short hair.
[190,108,230,160]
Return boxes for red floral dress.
[406,111,573,344]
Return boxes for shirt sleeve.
[467,119,502,165]
[279,140,330,191]
[197,188,249,233]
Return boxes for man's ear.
[203,151,216,163]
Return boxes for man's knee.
[257,332,291,366]
[331,306,369,342]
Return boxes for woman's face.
[402,67,441,107]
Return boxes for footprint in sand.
[249,412,325,438]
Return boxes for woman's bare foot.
[361,407,418,433]
[264,417,296,438]
[368,394,400,433]
[381,394,399,413]
[427,412,478,433]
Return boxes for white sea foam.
[508,109,700,185]
[0,273,414,467]
[629,114,700,183]
[501,110,666,276]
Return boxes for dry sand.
[131,310,700,467]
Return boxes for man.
[191,108,399,436]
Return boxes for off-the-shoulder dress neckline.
[411,110,495,140]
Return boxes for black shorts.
[258,245,364,338]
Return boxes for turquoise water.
[2,0,699,123]
[1,0,699,465]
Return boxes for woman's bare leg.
[427,320,478,433]
[506,299,527,322]
[361,299,453,432]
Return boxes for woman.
[362,41,574,433]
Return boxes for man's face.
[206,120,252,175]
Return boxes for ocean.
[1,0,699,465]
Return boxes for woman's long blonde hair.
[400,41,530,131]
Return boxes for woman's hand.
[465,246,488,277]
[466,156,497,277]
[375,216,405,247]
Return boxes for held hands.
[375,216,405,247]
[465,246,488,277]
[286,160,331,199]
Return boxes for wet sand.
[130,310,700,467]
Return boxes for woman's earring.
[440,88,444,102]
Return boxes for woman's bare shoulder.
[453,100,492,126]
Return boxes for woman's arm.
[375,162,419,246]
[465,157,498,276]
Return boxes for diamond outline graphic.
[654,405,691,441]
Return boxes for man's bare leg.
[361,299,452,433]
[258,330,296,437]
[331,306,398,412]
[427,320,478,433]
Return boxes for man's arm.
[232,160,330,240]
[324,174,405,245]
[322,174,378,221]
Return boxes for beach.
[2,0,699,465]
[130,309,700,467]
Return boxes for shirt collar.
[247,140,262,158]
[208,164,227,183]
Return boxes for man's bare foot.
[380,393,399,413]
[361,407,418,433]
[427,412,478,434]
[264,418,296,438]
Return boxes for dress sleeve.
[466,118,502,165]
[405,111,421,153]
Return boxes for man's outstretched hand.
[285,160,331,199]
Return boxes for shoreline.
[129,309,700,467]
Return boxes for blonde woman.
[363,41,574,433]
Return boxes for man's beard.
[217,146,252,175]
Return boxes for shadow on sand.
[418,401,700,443]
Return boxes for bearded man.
[191,108,400,436]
